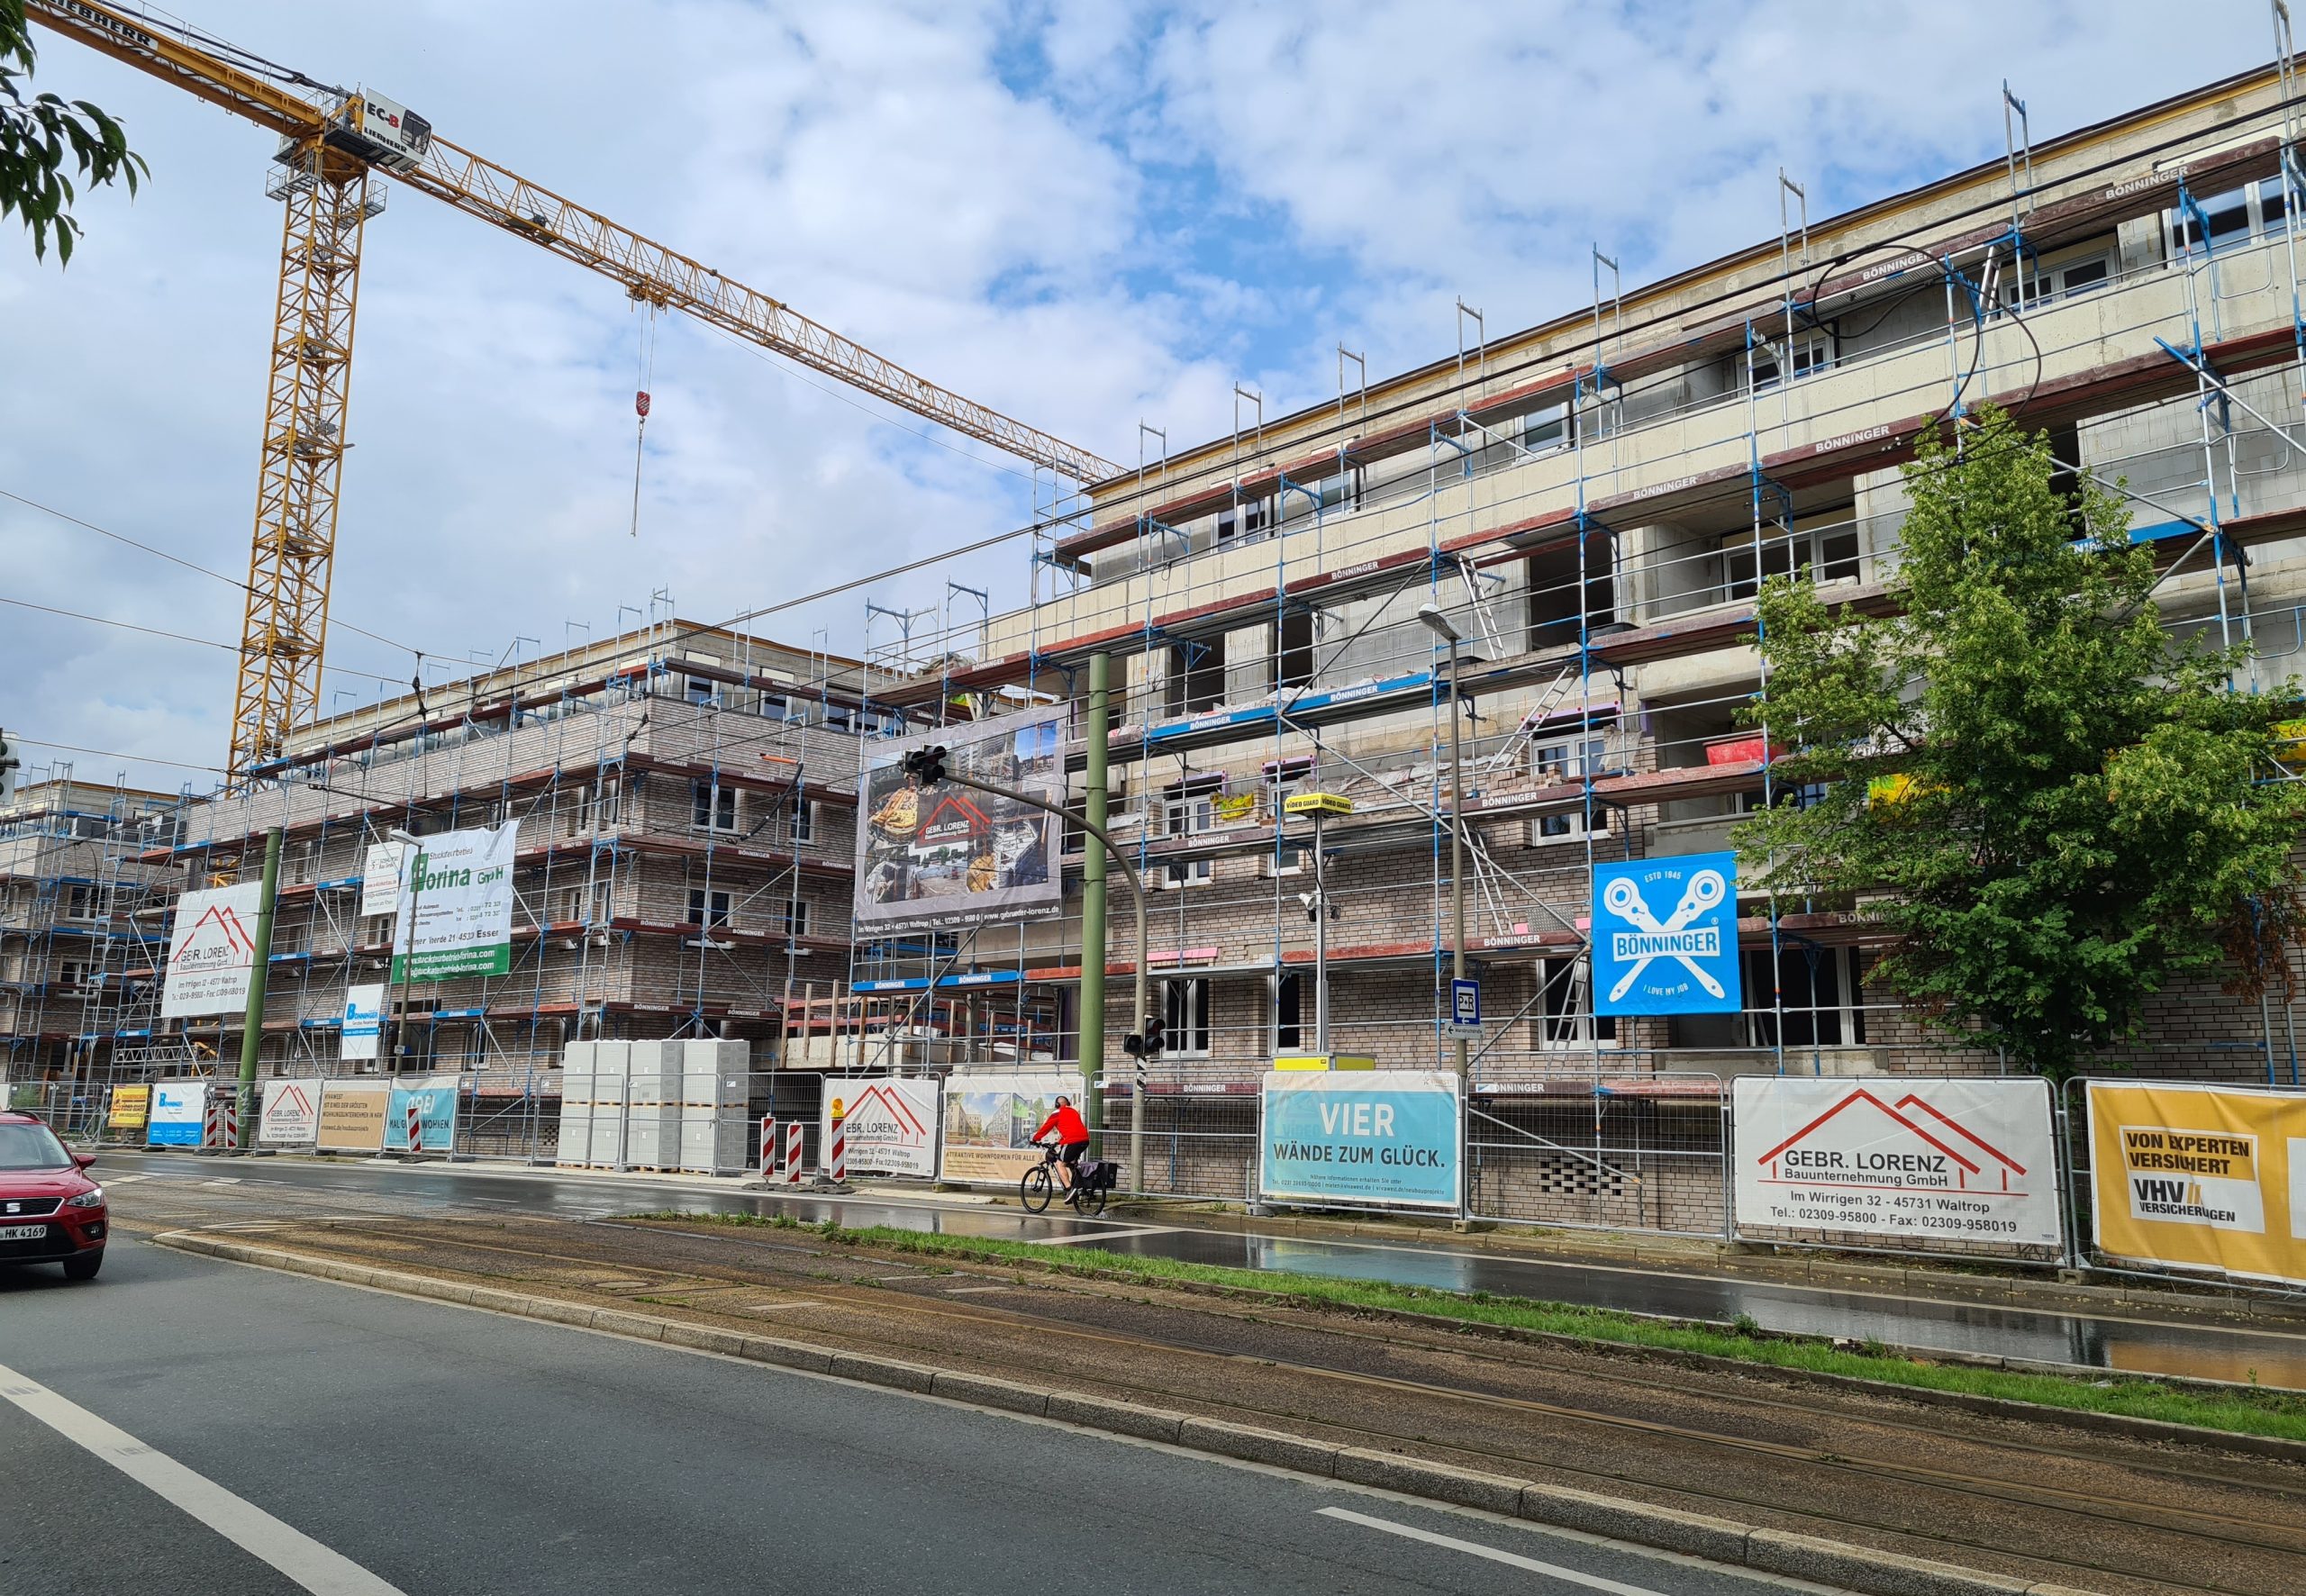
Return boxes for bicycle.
[1019,1140,1106,1218]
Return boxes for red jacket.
[1033,1104,1089,1145]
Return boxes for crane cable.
[631,302,658,539]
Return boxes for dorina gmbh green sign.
[390,821,519,982]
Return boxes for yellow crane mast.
[28,2,1121,783]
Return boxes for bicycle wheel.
[1020,1165,1053,1213]
[1075,1181,1107,1220]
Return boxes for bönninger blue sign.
[1593,852,1742,1016]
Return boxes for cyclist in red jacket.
[1030,1095,1092,1194]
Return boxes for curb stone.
[150,1231,2104,1596]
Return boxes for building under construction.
[0,775,186,1126]
[835,52,2306,1221]
[17,54,2306,1226]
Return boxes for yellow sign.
[2276,719,2306,769]
[315,1082,390,1152]
[1212,793,1259,823]
[2087,1082,2306,1287]
[1272,1054,1376,1071]
[1284,792,1354,817]
[106,1084,150,1129]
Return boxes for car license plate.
[0,1223,47,1240]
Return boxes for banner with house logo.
[259,1078,322,1146]
[391,822,519,982]
[159,882,265,1018]
[822,1076,940,1177]
[1592,853,1741,1016]
[855,711,1063,934]
[1733,1077,2061,1248]
[2087,1082,2306,1287]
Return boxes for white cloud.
[0,0,2274,795]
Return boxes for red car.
[0,1111,107,1280]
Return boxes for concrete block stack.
[676,1039,751,1174]
[555,1040,632,1168]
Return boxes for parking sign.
[1447,977,1482,1039]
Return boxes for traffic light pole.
[921,768,1148,1192]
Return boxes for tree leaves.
[0,1,150,266]
[1737,404,2306,1078]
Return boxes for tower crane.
[26,2,1123,783]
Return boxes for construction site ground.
[97,1158,2306,1596]
[95,1147,2306,1389]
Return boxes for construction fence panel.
[1466,1075,1730,1238]
[1098,1085,1259,1203]
[2059,1075,2306,1301]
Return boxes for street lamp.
[386,829,425,1076]
[1416,603,1470,1084]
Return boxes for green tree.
[1,0,148,264]
[1734,403,2306,1078]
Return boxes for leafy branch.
[1,0,150,265]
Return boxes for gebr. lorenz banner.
[855,712,1063,934]
[2088,1082,2306,1288]
[160,882,264,1018]
[824,1076,940,1177]
[391,822,518,982]
[259,1079,321,1147]
[938,1070,1082,1185]
[1260,1071,1461,1211]
[1733,1077,2061,1249]
[1592,853,1742,1016]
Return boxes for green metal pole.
[232,827,283,1152]
[1080,652,1111,1137]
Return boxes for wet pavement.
[99,1147,2306,1389]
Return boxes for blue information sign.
[1592,852,1743,1016]
[1450,978,1481,1027]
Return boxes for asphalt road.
[97,1147,2306,1387]
[1,1238,1799,1596]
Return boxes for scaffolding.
[801,55,2306,1227]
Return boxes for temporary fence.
[1466,1074,1730,1238]
[2060,1075,2306,1301]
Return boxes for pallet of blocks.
[557,1040,632,1168]
[677,1038,752,1174]
[622,1040,683,1170]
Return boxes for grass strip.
[629,1209,2306,1442]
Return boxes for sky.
[0,0,2276,796]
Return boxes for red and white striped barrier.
[201,1088,237,1151]
[782,1122,804,1185]
[404,1099,424,1153]
[758,1114,776,1177]
[827,1111,847,1183]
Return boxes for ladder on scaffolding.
[1454,558,1510,657]
[1483,664,1580,775]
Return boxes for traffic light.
[1122,1012,1166,1059]
[0,730,17,808]
[902,745,949,785]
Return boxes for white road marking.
[1023,1225,1181,1247]
[0,1358,407,1595]
[1317,1507,1668,1595]
[102,1174,151,1185]
[739,1300,827,1313]
[943,1284,1013,1294]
